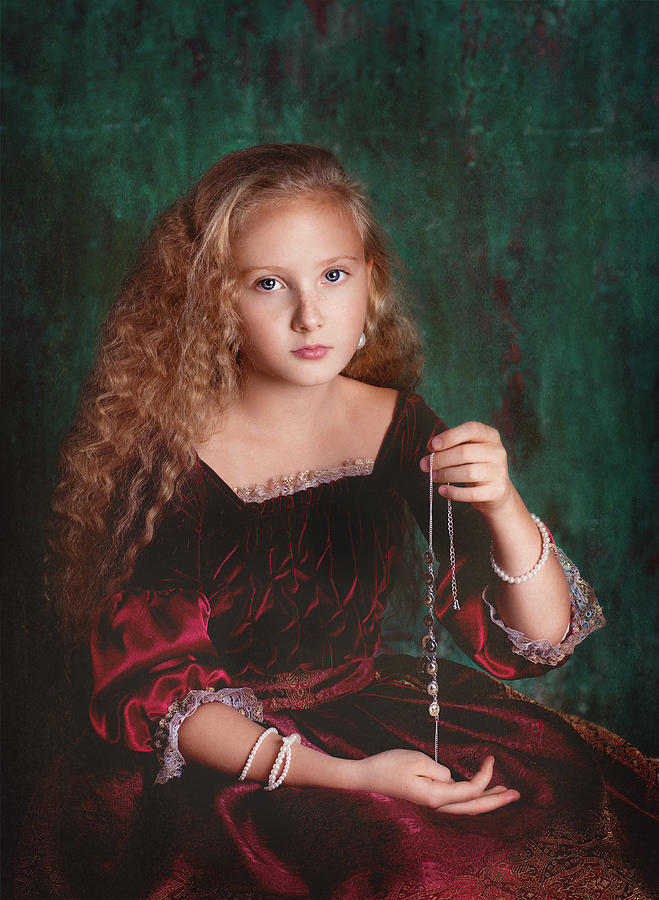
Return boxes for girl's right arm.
[178,701,520,815]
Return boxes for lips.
[292,345,331,359]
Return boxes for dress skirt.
[15,656,658,900]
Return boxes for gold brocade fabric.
[257,669,324,711]
[498,680,659,790]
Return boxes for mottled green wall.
[3,0,657,777]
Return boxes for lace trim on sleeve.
[153,687,264,784]
[483,544,605,666]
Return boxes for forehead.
[232,195,364,255]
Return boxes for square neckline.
[196,389,408,507]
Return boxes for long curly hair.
[49,144,424,639]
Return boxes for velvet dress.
[16,392,658,899]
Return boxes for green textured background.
[2,0,657,871]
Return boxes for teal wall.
[3,0,657,771]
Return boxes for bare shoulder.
[342,379,398,413]
[339,378,400,455]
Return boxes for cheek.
[347,281,369,325]
[236,307,267,346]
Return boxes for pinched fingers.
[357,749,457,802]
[423,756,518,814]
[469,754,496,786]
[448,754,496,796]
[365,751,518,817]
[413,753,454,784]
[420,424,507,478]
[431,462,493,485]
[436,482,508,504]
[428,421,500,453]
[419,422,511,511]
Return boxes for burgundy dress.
[16,393,658,899]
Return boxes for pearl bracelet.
[490,514,552,584]
[264,732,301,791]
[239,727,278,782]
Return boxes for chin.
[249,352,355,388]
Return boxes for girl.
[22,144,656,898]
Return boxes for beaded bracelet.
[490,514,552,584]
[264,733,301,791]
[239,727,278,782]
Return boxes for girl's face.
[231,196,371,390]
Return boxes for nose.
[292,291,323,332]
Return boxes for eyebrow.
[240,255,362,275]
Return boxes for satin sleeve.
[89,588,234,751]
[397,393,603,680]
[89,466,258,762]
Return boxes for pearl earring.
[357,332,366,350]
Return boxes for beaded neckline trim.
[233,458,375,504]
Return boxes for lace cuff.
[153,687,264,784]
[483,544,605,666]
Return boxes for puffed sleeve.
[89,466,263,782]
[396,393,604,679]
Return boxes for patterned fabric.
[15,658,658,899]
[232,457,375,502]
[14,392,657,898]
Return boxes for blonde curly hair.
[49,144,423,638]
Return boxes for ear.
[366,258,374,289]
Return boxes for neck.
[231,372,345,439]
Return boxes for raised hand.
[419,420,572,643]
[352,750,519,815]
[421,421,514,516]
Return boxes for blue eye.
[256,277,282,291]
[324,269,346,283]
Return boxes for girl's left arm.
[422,421,571,643]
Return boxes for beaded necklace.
[422,451,459,763]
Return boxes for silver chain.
[447,497,459,611]
[429,451,459,612]
[428,452,435,549]
[424,448,460,762]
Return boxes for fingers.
[420,424,506,476]
[414,754,454,783]
[429,422,499,452]
[375,751,519,817]
[437,483,504,504]
[426,440,505,473]
[431,463,492,485]
[423,756,521,816]
[423,755,495,808]
[418,422,510,512]
[467,754,496,791]
[435,787,521,816]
